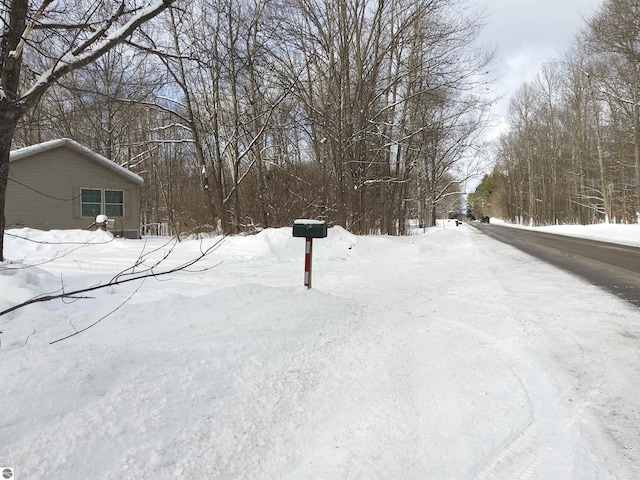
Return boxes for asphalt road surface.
[473,223,640,309]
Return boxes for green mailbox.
[292,219,327,238]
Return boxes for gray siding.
[6,144,141,238]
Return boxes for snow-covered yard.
[1,221,639,479]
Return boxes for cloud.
[478,0,603,140]
[481,0,600,50]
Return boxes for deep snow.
[1,221,639,479]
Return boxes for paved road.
[473,223,640,308]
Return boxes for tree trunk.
[0,119,19,261]
[0,115,22,256]
[167,8,219,232]
[634,101,640,222]
[0,0,28,261]
[587,75,611,223]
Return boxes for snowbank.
[491,218,640,247]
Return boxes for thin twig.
[50,278,147,344]
[25,330,36,345]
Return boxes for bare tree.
[584,0,640,221]
[271,0,491,234]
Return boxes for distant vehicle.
[481,216,490,224]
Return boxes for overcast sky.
[477,0,604,139]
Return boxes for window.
[81,188,125,218]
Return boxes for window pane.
[105,190,123,203]
[105,204,123,217]
[82,203,101,217]
[81,189,102,217]
[81,189,101,203]
[105,190,124,217]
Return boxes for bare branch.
[0,236,225,318]
[19,0,178,110]
[50,277,147,344]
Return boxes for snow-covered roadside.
[490,218,640,248]
[1,223,639,479]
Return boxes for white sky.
[477,0,604,140]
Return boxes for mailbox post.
[292,219,328,288]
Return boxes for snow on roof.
[10,138,144,185]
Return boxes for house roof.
[10,138,144,186]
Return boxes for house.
[6,138,143,238]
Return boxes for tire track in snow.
[432,315,573,480]
[471,340,541,480]
[449,309,611,480]
[474,420,539,480]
